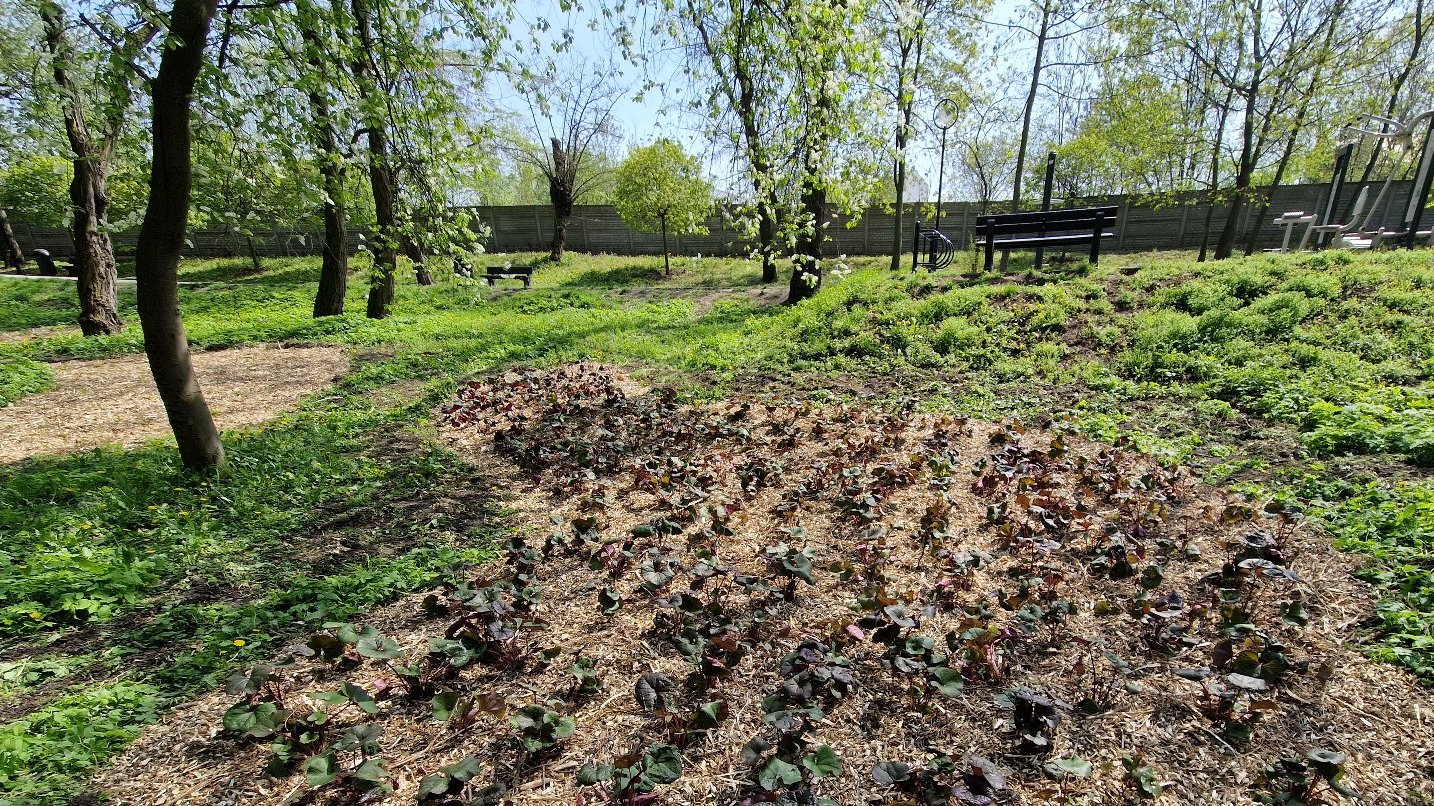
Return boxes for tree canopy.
[613,139,713,235]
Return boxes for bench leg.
[984,240,995,272]
[523,277,531,288]
[1089,236,1101,265]
[486,278,495,287]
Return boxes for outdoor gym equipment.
[1308,111,1434,249]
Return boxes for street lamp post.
[933,97,959,233]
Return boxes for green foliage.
[0,154,70,227]
[613,139,713,236]
[0,355,53,405]
[0,681,159,800]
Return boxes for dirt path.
[0,345,349,463]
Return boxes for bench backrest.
[974,205,1118,236]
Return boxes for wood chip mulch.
[94,364,1434,806]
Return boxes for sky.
[484,0,1030,201]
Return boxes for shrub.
[1129,310,1199,353]
[913,288,989,323]
[933,317,984,357]
[1214,265,1276,300]
[1155,280,1234,314]
[1281,272,1341,300]
[1197,308,1262,344]
[1248,292,1313,337]
[1025,303,1069,332]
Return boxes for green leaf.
[444,756,482,782]
[577,762,613,785]
[357,633,403,660]
[417,772,451,799]
[694,700,729,728]
[304,753,339,787]
[353,757,390,788]
[643,744,684,785]
[1043,756,1093,780]
[929,666,964,697]
[432,691,461,721]
[342,681,379,714]
[802,746,842,779]
[758,757,803,790]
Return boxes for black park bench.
[974,205,1118,271]
[484,264,534,288]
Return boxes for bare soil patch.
[96,365,1434,806]
[0,345,349,463]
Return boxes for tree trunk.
[691,10,778,283]
[135,0,224,472]
[42,6,123,336]
[660,213,670,276]
[362,126,399,318]
[548,136,573,262]
[1199,79,1240,261]
[1215,0,1263,260]
[1243,8,1339,256]
[889,27,922,273]
[312,142,349,316]
[757,197,778,282]
[351,0,398,319]
[403,233,434,285]
[0,210,22,270]
[301,16,349,318]
[785,182,826,305]
[1011,0,1053,211]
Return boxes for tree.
[506,64,622,262]
[871,0,983,271]
[1134,0,1379,259]
[613,139,714,275]
[0,153,71,226]
[39,0,155,335]
[134,0,225,471]
[679,0,787,282]
[776,0,884,305]
[1004,0,1100,211]
[0,209,23,270]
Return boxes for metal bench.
[484,264,534,288]
[973,205,1118,272]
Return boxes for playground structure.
[1287,110,1434,251]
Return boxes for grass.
[0,245,1433,800]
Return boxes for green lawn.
[1,246,1432,802]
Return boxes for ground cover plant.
[1,246,1433,803]
[100,365,1434,804]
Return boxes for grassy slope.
[0,247,1431,802]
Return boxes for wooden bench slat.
[974,205,1118,227]
[975,232,1116,249]
[976,219,1116,236]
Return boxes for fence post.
[1117,195,1130,249]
